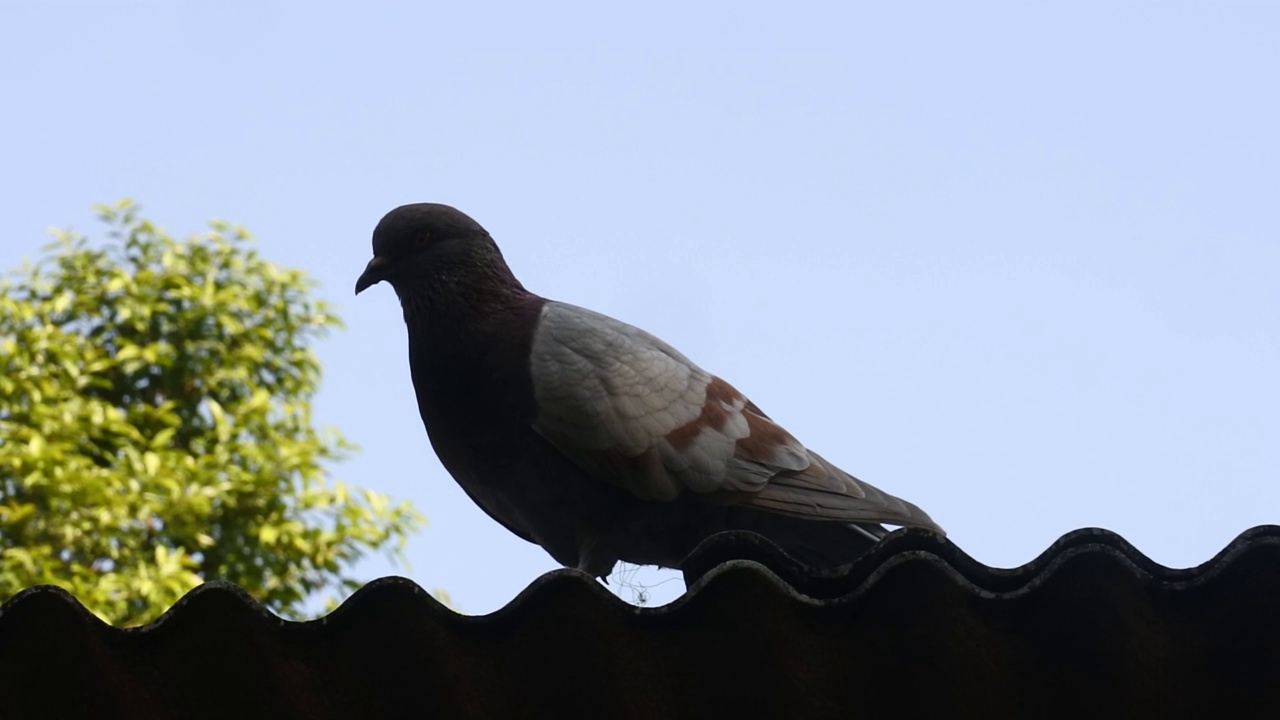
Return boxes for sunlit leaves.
[0,200,423,626]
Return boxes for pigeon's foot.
[576,539,619,580]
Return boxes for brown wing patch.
[665,376,742,450]
[736,410,803,467]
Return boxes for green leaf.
[207,399,230,442]
[142,451,160,477]
[259,525,280,545]
[149,427,177,449]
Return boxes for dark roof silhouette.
[2,526,1278,719]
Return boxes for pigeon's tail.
[727,509,890,570]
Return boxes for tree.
[0,200,423,626]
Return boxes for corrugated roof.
[2,526,1278,719]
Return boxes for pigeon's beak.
[355,255,391,295]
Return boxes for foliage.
[0,200,423,625]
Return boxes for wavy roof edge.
[2,524,1277,631]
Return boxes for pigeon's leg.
[576,556,615,582]
[575,532,618,581]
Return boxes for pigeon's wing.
[528,302,944,533]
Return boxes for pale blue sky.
[3,2,1277,613]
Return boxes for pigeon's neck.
[396,251,544,432]
[396,250,538,342]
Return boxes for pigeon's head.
[355,203,498,295]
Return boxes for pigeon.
[356,203,944,578]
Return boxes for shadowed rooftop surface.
[2,527,1278,719]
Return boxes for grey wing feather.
[528,301,944,534]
